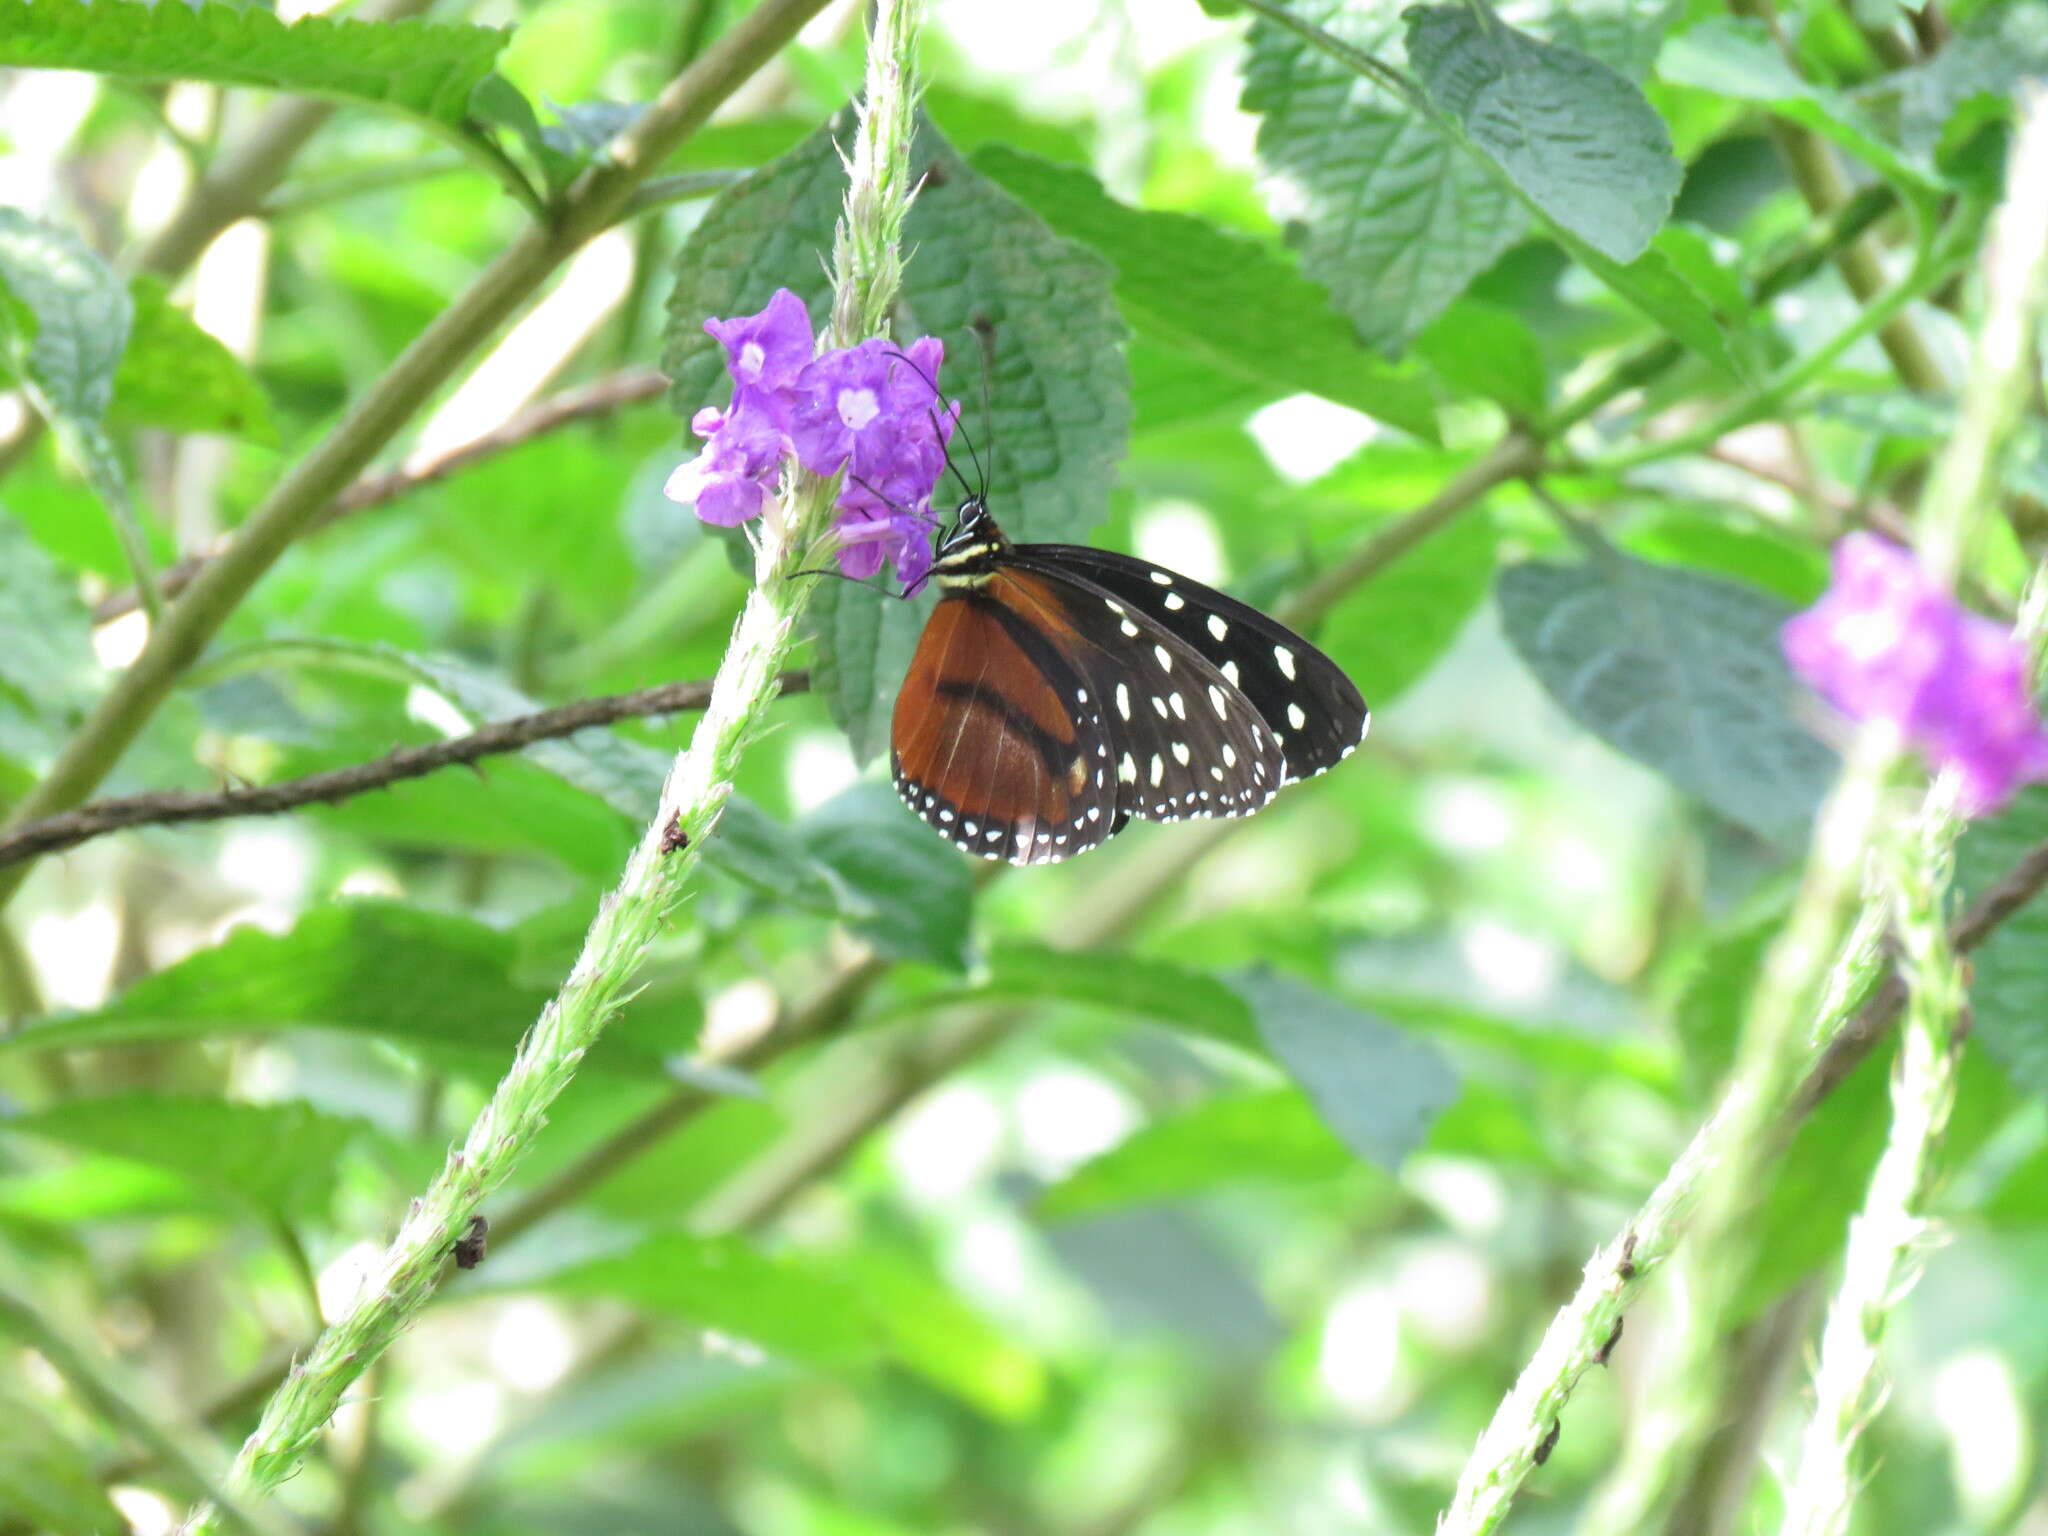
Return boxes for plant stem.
[168,3,924,1528]
[1778,92,2048,1536]
[0,0,834,918]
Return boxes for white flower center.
[836,387,879,431]
[737,342,765,380]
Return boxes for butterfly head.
[930,496,1006,588]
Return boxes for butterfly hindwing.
[1013,545,1369,782]
[992,564,1287,827]
[890,585,1121,864]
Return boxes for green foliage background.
[0,0,2045,1532]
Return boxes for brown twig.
[0,669,807,867]
[93,368,671,624]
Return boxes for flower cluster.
[1783,533,2048,813]
[663,288,958,590]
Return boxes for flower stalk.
[169,5,927,1531]
[1442,87,2048,1536]
[1779,90,2048,1536]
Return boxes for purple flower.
[704,287,812,396]
[666,288,955,588]
[662,396,788,527]
[832,498,938,592]
[1783,533,2048,812]
[791,337,957,489]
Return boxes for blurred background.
[3,0,2046,1533]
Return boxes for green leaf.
[530,1233,878,1368]
[0,515,99,728]
[801,782,973,970]
[1560,236,1747,379]
[1040,1089,1359,1219]
[0,901,663,1070]
[0,1380,127,1536]
[1406,6,1681,263]
[1322,503,1495,705]
[1414,300,1546,418]
[970,145,1438,440]
[1955,785,2048,1099]
[108,276,276,444]
[837,1247,1046,1419]
[1496,551,1837,842]
[2,1094,361,1221]
[0,0,509,130]
[0,209,128,428]
[1242,1,1524,353]
[1232,970,1458,1169]
[1661,19,1944,206]
[663,114,1128,760]
[1888,5,2048,158]
[970,944,1261,1050]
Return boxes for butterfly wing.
[1012,544,1369,782]
[890,582,1122,865]
[980,564,1287,829]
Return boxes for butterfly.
[890,495,1370,865]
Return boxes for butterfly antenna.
[971,315,998,498]
[884,345,983,500]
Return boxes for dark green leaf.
[1232,970,1459,1169]
[0,209,128,428]
[664,114,1128,759]
[109,276,277,444]
[1956,785,2048,1100]
[1040,1089,1359,1219]
[0,0,509,129]
[0,516,98,728]
[1887,5,2048,157]
[1497,551,1837,841]
[1242,1,1524,352]
[1406,5,1681,262]
[801,782,973,970]
[2,1094,362,1220]
[1322,504,1495,705]
[971,145,1438,440]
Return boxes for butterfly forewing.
[891,583,1121,864]
[1013,545,1369,782]
[996,565,1286,826]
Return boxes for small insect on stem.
[452,1214,489,1271]
[1595,1315,1625,1366]
[1534,1418,1562,1467]
[1616,1230,1638,1282]
[659,814,690,854]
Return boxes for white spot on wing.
[1120,619,1140,638]
[1154,644,1173,672]
[1116,683,1131,720]
[1222,659,1240,685]
[1172,741,1190,766]
[1149,570,1173,585]
[1119,753,1137,784]
[1208,684,1228,718]
[1170,692,1186,720]
[1207,613,1228,641]
[1275,645,1297,680]
[1163,592,1185,611]
[1149,754,1164,787]
[1287,702,1308,730]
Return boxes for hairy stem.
[1778,93,2048,1536]
[169,3,923,1528]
